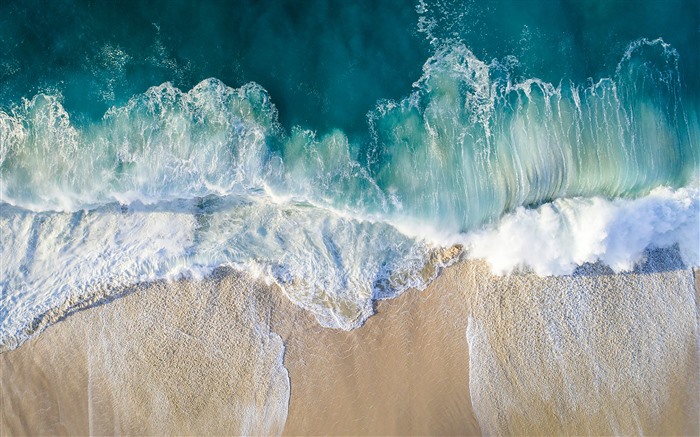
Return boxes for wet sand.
[276,262,480,436]
[1,254,698,436]
[0,272,290,436]
[0,264,481,436]
[465,257,699,436]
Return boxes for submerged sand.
[1,252,698,436]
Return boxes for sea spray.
[464,185,700,275]
[368,40,696,232]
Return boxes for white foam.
[0,203,197,347]
[0,194,439,348]
[464,184,699,275]
[2,183,698,349]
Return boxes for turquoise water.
[2,0,698,132]
[1,0,698,347]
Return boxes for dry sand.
[1,252,698,436]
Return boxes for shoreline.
[2,249,698,435]
[2,243,689,355]
[0,262,483,435]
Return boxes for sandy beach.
[1,251,698,436]
[276,262,481,436]
[0,263,481,436]
[2,0,698,434]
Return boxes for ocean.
[0,1,698,433]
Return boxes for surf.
[1,38,698,350]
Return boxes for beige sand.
[1,255,698,436]
[0,272,291,436]
[464,259,699,436]
[275,262,481,436]
[0,264,481,436]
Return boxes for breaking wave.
[1,38,698,349]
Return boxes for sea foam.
[464,185,699,275]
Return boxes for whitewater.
[1,37,698,350]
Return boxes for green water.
[1,0,698,231]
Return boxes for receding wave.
[1,38,698,348]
